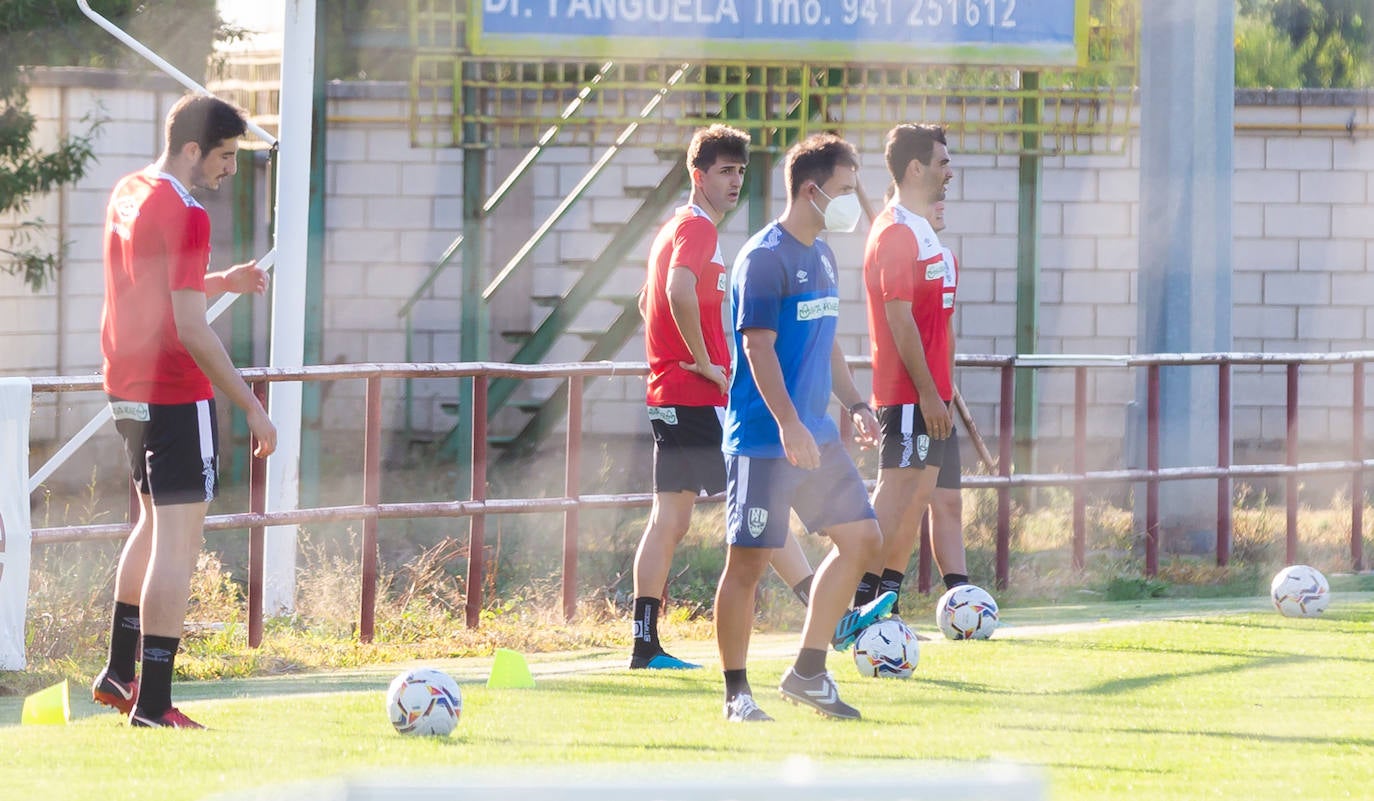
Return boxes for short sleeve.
[734,248,786,332]
[671,215,720,280]
[875,225,917,303]
[167,207,211,293]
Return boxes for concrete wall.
[4,69,1372,486]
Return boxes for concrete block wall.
[5,72,1373,478]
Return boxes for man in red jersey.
[631,125,815,669]
[853,124,957,615]
[91,95,277,729]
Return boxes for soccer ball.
[852,618,919,678]
[386,667,463,736]
[936,584,999,640]
[1271,564,1330,618]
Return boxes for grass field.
[3,593,1372,801]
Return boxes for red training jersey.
[101,169,214,404]
[863,203,953,407]
[643,205,730,407]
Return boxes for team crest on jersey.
[747,507,768,538]
[917,434,931,461]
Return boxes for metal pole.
[455,62,487,482]
[263,0,320,614]
[230,148,258,486]
[466,375,489,629]
[248,382,268,648]
[359,377,381,643]
[1353,362,1366,571]
[1286,363,1299,564]
[996,365,1014,590]
[300,0,330,513]
[1072,367,1086,571]
[563,376,583,621]
[1014,71,1041,477]
[1217,362,1232,566]
[1146,366,1160,577]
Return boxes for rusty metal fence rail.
[27,353,1373,645]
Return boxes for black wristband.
[848,401,872,416]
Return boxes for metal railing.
[27,352,1372,645]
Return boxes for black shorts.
[877,403,958,483]
[110,396,219,506]
[649,405,726,495]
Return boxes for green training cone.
[486,648,535,688]
[21,679,70,725]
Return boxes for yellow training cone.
[21,679,70,725]
[486,648,535,688]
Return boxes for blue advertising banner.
[472,0,1087,66]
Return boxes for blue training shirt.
[724,221,841,458]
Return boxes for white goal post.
[0,379,33,670]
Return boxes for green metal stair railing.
[399,60,617,438]
[436,153,690,458]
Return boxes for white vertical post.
[0,379,33,670]
[264,0,318,613]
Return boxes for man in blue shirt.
[715,133,893,722]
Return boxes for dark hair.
[783,133,859,198]
[884,123,947,184]
[165,94,248,156]
[687,124,750,172]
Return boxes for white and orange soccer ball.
[386,667,463,736]
[852,617,919,678]
[1271,564,1330,618]
[936,584,999,640]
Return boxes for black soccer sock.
[943,573,969,590]
[879,569,905,616]
[853,572,881,607]
[107,601,141,683]
[793,647,827,678]
[631,596,661,658]
[723,669,751,702]
[136,634,180,718]
[791,574,814,607]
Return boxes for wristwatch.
[848,401,872,417]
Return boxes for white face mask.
[811,186,862,233]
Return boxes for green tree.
[1237,0,1373,88]
[0,1,232,291]
[1235,13,1312,88]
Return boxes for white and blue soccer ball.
[1271,564,1330,618]
[936,584,999,640]
[852,617,919,679]
[386,667,463,736]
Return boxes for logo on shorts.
[202,458,216,503]
[900,434,914,468]
[647,406,679,425]
[917,434,930,462]
[109,401,150,422]
[747,507,768,539]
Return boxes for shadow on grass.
[1002,721,1374,750]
